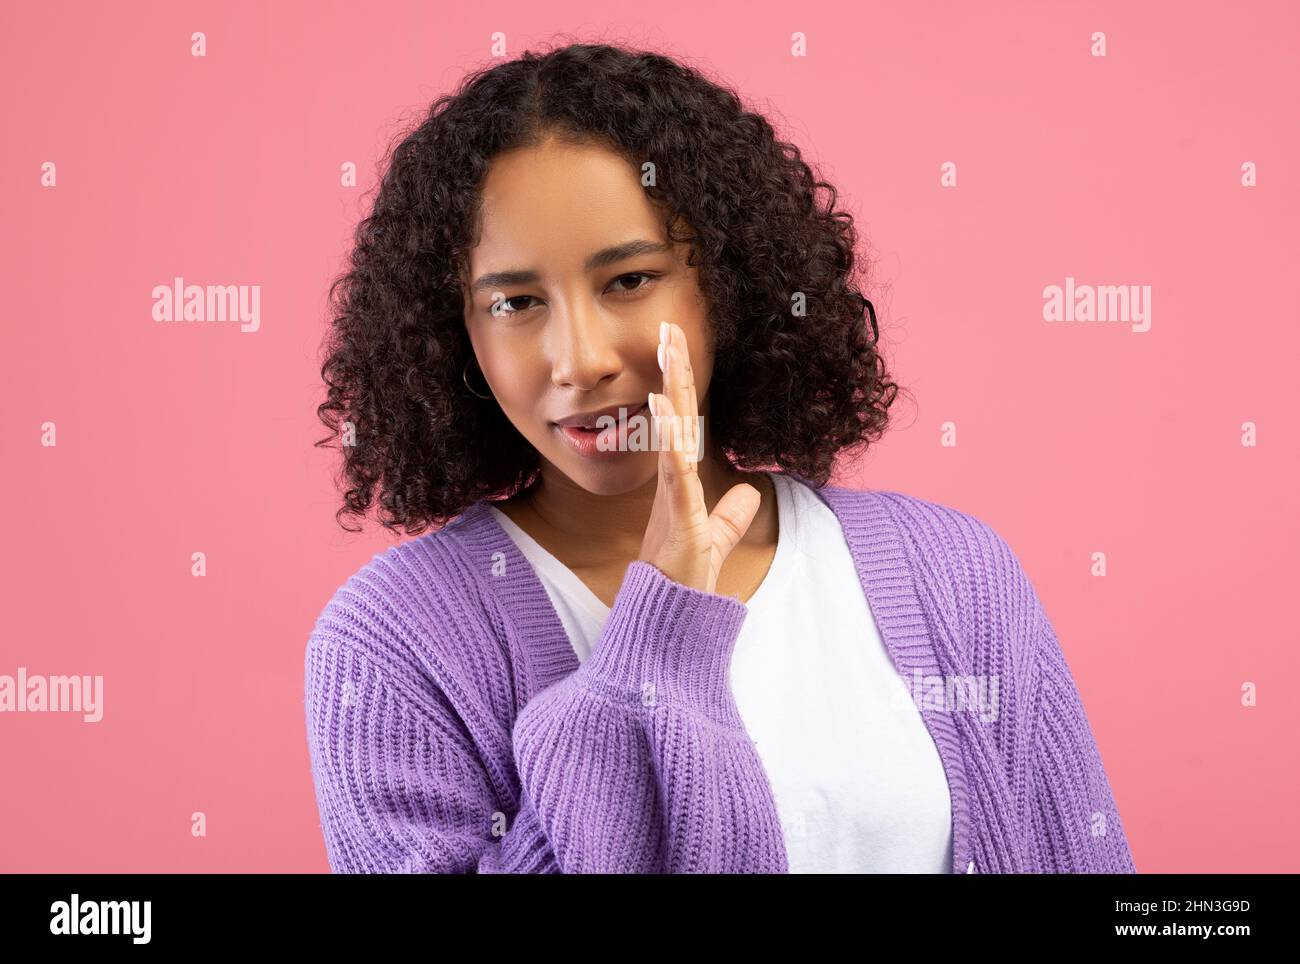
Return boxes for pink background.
[2,0,1296,872]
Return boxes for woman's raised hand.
[637,321,761,595]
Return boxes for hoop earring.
[462,359,493,399]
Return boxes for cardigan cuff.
[576,560,750,729]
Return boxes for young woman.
[305,42,1136,874]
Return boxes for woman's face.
[462,136,715,496]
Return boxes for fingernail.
[647,392,657,416]
[657,342,665,372]
[659,321,669,345]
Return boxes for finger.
[661,322,702,464]
[650,390,699,524]
[674,323,704,464]
[709,483,761,566]
[661,322,697,434]
[673,322,700,424]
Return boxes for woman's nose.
[548,299,624,391]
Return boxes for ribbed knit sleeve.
[1027,613,1137,873]
[305,551,788,874]
[304,600,559,874]
[509,560,789,872]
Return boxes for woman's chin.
[554,449,658,496]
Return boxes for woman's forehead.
[475,144,658,245]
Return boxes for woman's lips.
[554,402,649,459]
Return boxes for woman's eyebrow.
[469,239,671,294]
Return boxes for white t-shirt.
[487,471,954,873]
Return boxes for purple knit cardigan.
[303,477,1137,873]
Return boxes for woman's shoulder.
[795,478,1046,652]
[865,487,1037,589]
[306,506,501,680]
[789,476,1022,565]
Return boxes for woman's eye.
[609,272,656,295]
[489,295,535,317]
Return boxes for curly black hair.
[316,39,904,536]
